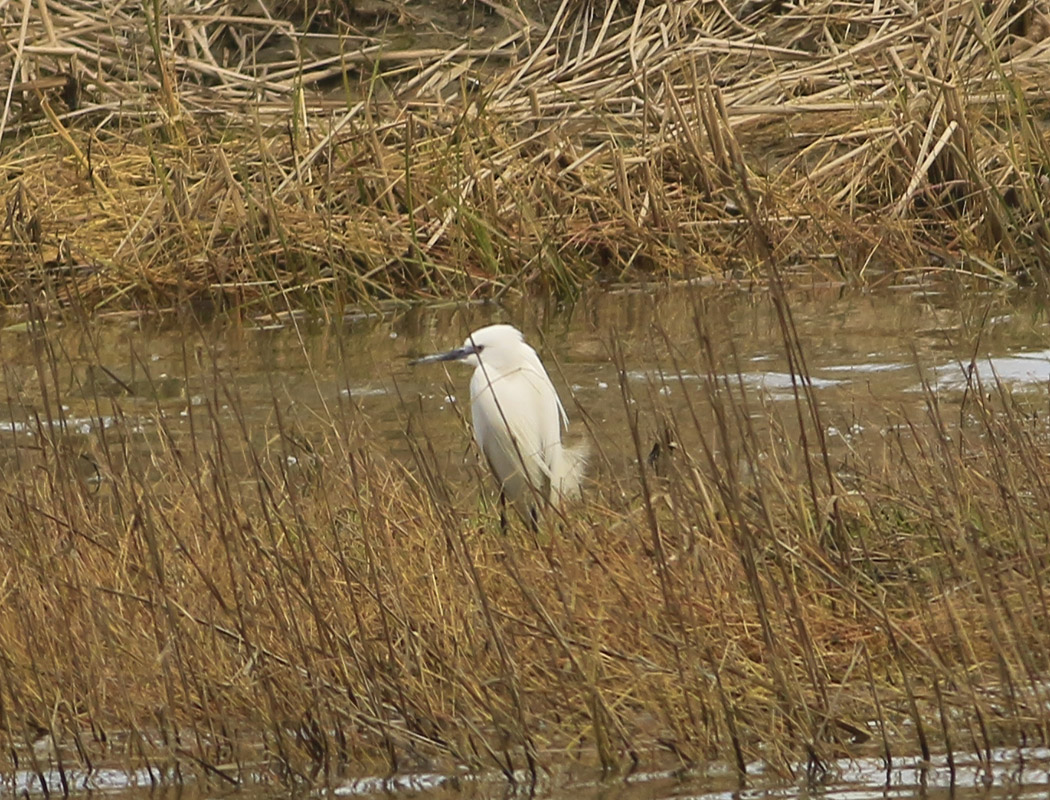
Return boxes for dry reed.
[1,298,1050,791]
[1,0,1049,312]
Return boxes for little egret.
[411,324,586,528]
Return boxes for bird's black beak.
[409,344,477,365]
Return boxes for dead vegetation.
[1,0,1049,311]
[2,297,1050,790]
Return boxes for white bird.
[411,324,586,528]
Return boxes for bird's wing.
[519,347,570,429]
[471,365,561,486]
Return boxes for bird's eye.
[475,345,485,352]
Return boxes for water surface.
[1,282,1047,486]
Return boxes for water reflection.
[0,284,1048,485]
[8,747,1050,800]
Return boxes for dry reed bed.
[1,308,1050,789]
[1,0,1050,310]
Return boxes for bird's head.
[410,324,526,370]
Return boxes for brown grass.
[2,0,1050,312]
[2,302,1050,790]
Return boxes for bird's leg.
[529,505,539,534]
[499,491,508,534]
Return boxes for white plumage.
[412,324,586,524]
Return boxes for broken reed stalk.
[2,0,1050,311]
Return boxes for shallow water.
[1,282,1048,488]
[9,748,1050,799]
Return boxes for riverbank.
[3,0,1050,314]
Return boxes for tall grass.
[1,298,1050,791]
[2,0,1050,312]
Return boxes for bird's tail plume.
[550,441,590,505]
